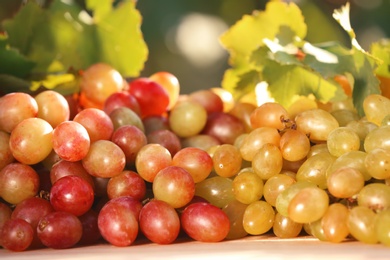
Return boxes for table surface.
[1,235,389,260]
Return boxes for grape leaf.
[370,39,390,78]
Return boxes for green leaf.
[370,39,390,78]
[220,1,306,66]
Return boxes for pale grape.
[242,200,275,235]
[252,143,283,180]
[327,127,360,157]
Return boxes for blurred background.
[1,0,389,94]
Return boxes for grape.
[109,106,145,132]
[213,144,242,178]
[195,176,235,208]
[309,218,328,241]
[228,102,256,132]
[364,125,390,153]
[73,108,114,142]
[139,199,180,244]
[128,77,169,118]
[331,109,359,127]
[52,121,90,162]
[273,212,302,238]
[346,119,378,141]
[202,111,246,145]
[111,125,147,166]
[37,211,83,249]
[348,206,378,244]
[307,143,329,158]
[222,200,248,240]
[0,163,40,205]
[232,170,263,204]
[363,93,390,126]
[169,100,207,138]
[295,108,339,142]
[210,87,235,112]
[34,90,70,128]
[149,71,180,110]
[0,202,12,241]
[326,150,371,181]
[77,209,101,246]
[286,95,318,119]
[242,200,275,235]
[9,117,53,165]
[0,92,38,133]
[79,63,125,108]
[357,183,390,211]
[180,202,230,242]
[107,170,146,201]
[50,159,95,189]
[327,167,365,198]
[82,140,126,178]
[0,131,14,170]
[180,134,221,151]
[250,102,290,130]
[296,152,336,189]
[97,196,141,247]
[252,143,283,180]
[321,203,349,243]
[279,129,311,161]
[135,143,172,182]
[364,148,390,179]
[188,89,224,114]
[1,219,34,251]
[263,174,296,207]
[375,209,390,247]
[239,126,280,161]
[327,127,360,157]
[152,165,195,208]
[288,186,329,223]
[142,115,170,135]
[103,91,141,116]
[172,147,213,183]
[147,129,182,156]
[50,175,94,216]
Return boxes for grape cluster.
[1,63,390,251]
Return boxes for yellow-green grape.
[381,114,390,126]
[280,170,297,180]
[375,209,390,247]
[327,167,365,199]
[232,170,263,204]
[326,151,371,181]
[321,203,350,243]
[348,206,378,244]
[331,109,360,127]
[295,108,339,143]
[303,223,312,236]
[273,212,302,238]
[364,148,390,180]
[263,174,296,207]
[222,200,248,240]
[239,127,280,161]
[331,97,356,112]
[363,93,390,126]
[364,125,390,153]
[252,143,283,180]
[275,181,316,217]
[309,219,328,241]
[357,183,390,212]
[296,152,336,189]
[212,144,242,178]
[195,176,234,208]
[242,200,275,235]
[279,129,311,162]
[233,133,248,150]
[288,186,329,224]
[327,127,361,157]
[346,119,378,141]
[307,143,329,158]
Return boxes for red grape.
[0,130,14,171]
[50,159,95,189]
[188,89,224,114]
[107,170,146,201]
[103,91,141,116]
[142,115,170,135]
[147,129,182,156]
[73,108,114,142]
[34,90,70,128]
[77,209,101,245]
[1,219,34,251]
[149,71,180,110]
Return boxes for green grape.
[327,167,365,199]
[363,93,390,126]
[296,152,336,189]
[331,109,360,127]
[358,183,390,212]
[307,143,329,158]
[242,200,275,235]
[331,97,356,112]
[295,108,339,143]
[321,203,349,243]
[348,206,378,244]
[309,219,328,242]
[232,170,263,204]
[327,127,361,157]
[273,212,302,238]
[239,127,280,161]
[326,151,371,181]
[375,209,390,247]
[275,181,316,217]
[195,176,234,208]
[346,119,378,141]
[252,143,283,180]
[279,129,311,162]
[364,148,390,180]
[364,125,390,153]
[222,200,248,240]
[288,186,329,224]
[263,174,296,207]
